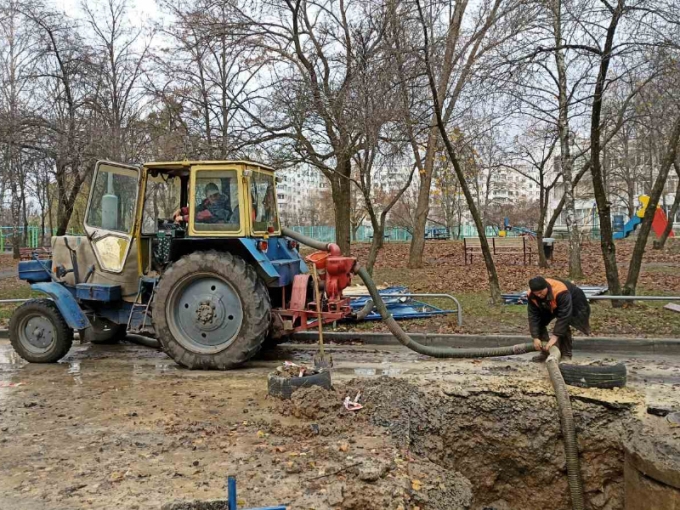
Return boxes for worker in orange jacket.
[527,276,591,362]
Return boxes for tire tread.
[153,251,271,370]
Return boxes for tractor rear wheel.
[153,251,271,369]
[9,299,74,363]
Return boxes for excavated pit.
[286,376,642,510]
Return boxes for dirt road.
[0,340,678,510]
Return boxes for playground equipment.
[10,160,456,370]
[501,217,536,238]
[613,195,674,240]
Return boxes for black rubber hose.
[282,227,333,252]
[356,266,534,358]
[354,299,374,320]
[546,347,585,510]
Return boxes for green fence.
[0,227,81,252]
[0,226,44,251]
[288,225,499,242]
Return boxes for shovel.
[310,263,333,369]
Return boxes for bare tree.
[19,2,96,235]
[231,0,391,254]
[392,0,529,269]
[503,129,559,267]
[82,0,151,161]
[0,0,35,256]
[155,0,261,160]
[415,0,507,303]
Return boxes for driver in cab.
[174,183,232,223]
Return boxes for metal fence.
[288,225,499,242]
[0,226,81,252]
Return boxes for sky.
[54,0,159,24]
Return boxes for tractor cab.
[83,160,282,278]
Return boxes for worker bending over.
[528,276,591,362]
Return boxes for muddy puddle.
[0,339,679,510]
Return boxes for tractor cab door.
[84,161,141,273]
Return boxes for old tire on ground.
[153,251,271,370]
[9,299,74,363]
[267,370,332,399]
[559,362,627,389]
[81,320,127,344]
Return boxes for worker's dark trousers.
[537,326,573,358]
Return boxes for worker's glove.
[533,338,542,351]
[544,335,559,352]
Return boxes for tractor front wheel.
[153,251,271,369]
[9,299,74,363]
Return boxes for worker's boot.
[558,330,573,363]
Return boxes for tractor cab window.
[142,174,180,234]
[250,171,279,232]
[86,163,138,233]
[194,170,240,232]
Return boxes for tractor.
[10,160,356,369]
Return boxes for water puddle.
[68,361,83,385]
[0,347,24,367]
[351,367,407,377]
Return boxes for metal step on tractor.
[10,160,356,369]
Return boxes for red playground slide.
[652,208,674,238]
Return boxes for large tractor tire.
[9,299,74,363]
[153,251,271,370]
[80,318,127,345]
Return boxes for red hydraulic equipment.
[274,244,356,333]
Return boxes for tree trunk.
[408,128,437,268]
[56,193,76,236]
[552,0,582,279]
[589,5,624,303]
[655,161,680,249]
[537,190,548,268]
[366,223,384,276]
[331,159,352,255]
[624,117,680,295]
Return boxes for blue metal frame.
[17,259,52,283]
[349,286,456,321]
[238,236,307,288]
[228,476,286,510]
[31,282,90,330]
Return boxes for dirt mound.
[289,385,345,420]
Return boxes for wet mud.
[0,340,678,509]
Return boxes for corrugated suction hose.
[356,266,585,508]
[283,230,586,509]
[546,347,585,510]
[356,266,534,358]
